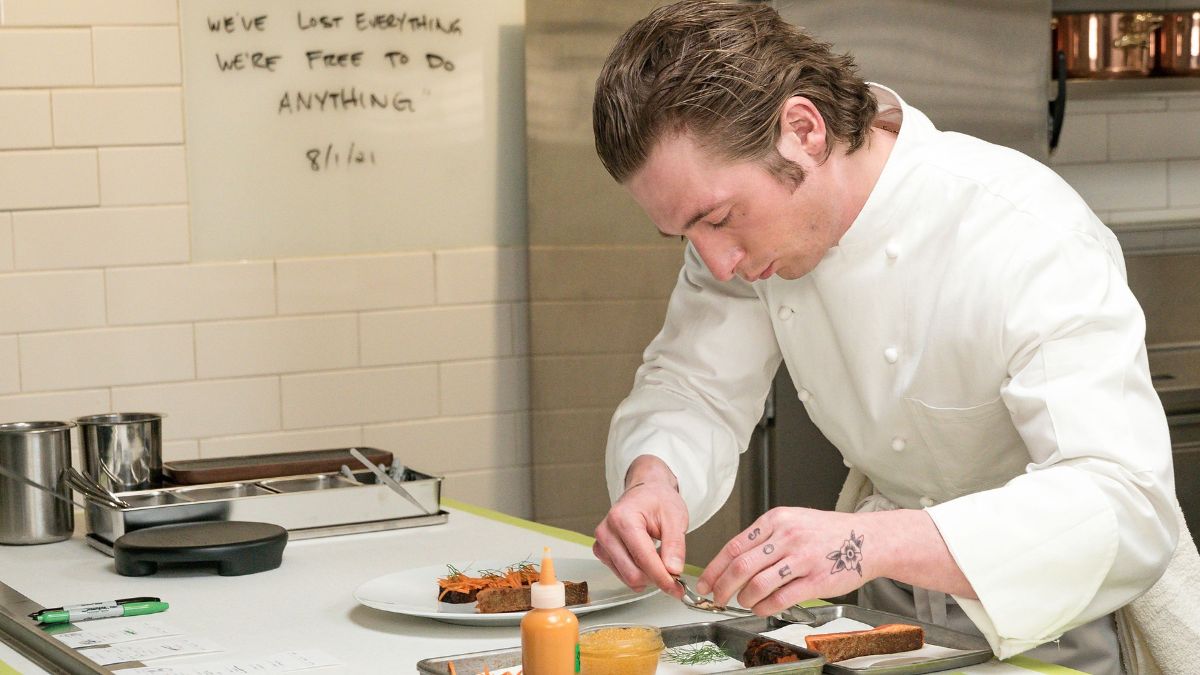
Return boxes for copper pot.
[1159,11,1200,76]
[1054,12,1164,79]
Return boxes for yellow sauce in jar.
[578,624,664,675]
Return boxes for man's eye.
[710,214,731,229]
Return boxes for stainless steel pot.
[1159,11,1200,76]
[0,421,75,545]
[76,412,164,493]
[1054,12,1164,79]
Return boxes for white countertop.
[0,502,1076,674]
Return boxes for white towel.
[1115,500,1200,675]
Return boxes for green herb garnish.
[663,642,737,665]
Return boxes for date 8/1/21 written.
[306,143,377,171]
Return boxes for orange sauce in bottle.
[520,547,580,674]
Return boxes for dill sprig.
[663,642,737,665]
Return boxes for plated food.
[356,558,659,626]
[437,561,590,614]
[805,623,924,663]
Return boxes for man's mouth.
[756,261,776,281]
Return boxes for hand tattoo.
[779,564,792,578]
[826,530,865,577]
[762,544,775,555]
[748,527,761,541]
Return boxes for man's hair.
[593,0,877,186]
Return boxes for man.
[590,1,1179,672]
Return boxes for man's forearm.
[867,509,977,599]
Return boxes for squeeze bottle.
[520,546,580,673]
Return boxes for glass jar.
[578,624,664,675]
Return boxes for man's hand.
[697,507,975,616]
[593,455,689,598]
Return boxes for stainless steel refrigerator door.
[772,0,1053,162]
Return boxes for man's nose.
[690,234,744,282]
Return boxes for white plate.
[354,558,659,625]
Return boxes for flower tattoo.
[826,530,865,576]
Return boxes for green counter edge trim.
[1003,655,1089,675]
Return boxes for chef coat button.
[885,242,900,259]
[891,436,906,452]
[919,496,936,508]
[884,347,899,363]
[798,388,811,402]
[777,306,795,321]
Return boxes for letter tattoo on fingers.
[762,544,775,555]
[748,527,761,541]
[779,564,792,578]
[826,530,865,576]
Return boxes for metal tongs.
[64,467,130,509]
[348,447,434,515]
[674,576,818,625]
[0,464,128,510]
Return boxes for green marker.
[30,597,168,624]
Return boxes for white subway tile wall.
[1049,92,1200,253]
[13,205,189,270]
[0,9,531,517]
[0,336,18,394]
[91,26,181,86]
[20,324,194,391]
[106,261,276,325]
[51,88,184,146]
[0,29,92,87]
[0,149,99,210]
[0,91,52,149]
[98,146,188,205]
[0,212,11,270]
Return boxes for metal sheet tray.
[723,605,993,674]
[83,465,444,555]
[415,619,825,674]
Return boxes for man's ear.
[776,96,827,161]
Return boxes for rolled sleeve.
[928,229,1176,657]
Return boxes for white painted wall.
[0,0,532,517]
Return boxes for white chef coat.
[605,85,1178,662]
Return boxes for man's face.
[626,132,842,283]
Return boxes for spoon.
[674,577,818,625]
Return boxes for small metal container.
[257,474,360,493]
[84,464,445,554]
[1054,12,1164,79]
[171,483,274,501]
[0,421,76,545]
[76,412,164,493]
[1159,11,1200,76]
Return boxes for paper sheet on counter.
[79,636,222,666]
[55,620,182,648]
[763,618,976,669]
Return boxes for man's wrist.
[623,454,680,492]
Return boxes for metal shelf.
[1067,76,1200,98]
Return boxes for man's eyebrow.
[654,204,719,238]
[683,205,718,230]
